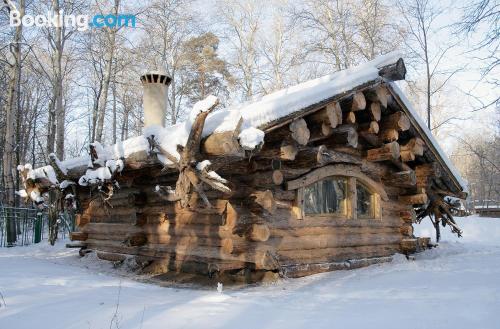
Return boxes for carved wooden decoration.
[151,99,232,208]
[285,164,389,201]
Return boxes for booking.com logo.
[10,10,136,31]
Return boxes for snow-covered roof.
[24,51,467,197]
[41,52,405,173]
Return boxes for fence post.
[34,212,42,244]
[6,208,17,247]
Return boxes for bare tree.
[451,115,500,208]
[353,0,401,60]
[258,1,301,93]
[455,0,499,111]
[396,0,462,130]
[217,0,262,100]
[141,0,196,124]
[95,0,120,143]
[292,0,357,70]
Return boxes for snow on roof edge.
[388,82,469,195]
[28,52,411,189]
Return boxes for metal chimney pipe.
[140,71,172,129]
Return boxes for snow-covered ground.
[1,215,499,329]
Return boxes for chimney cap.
[140,71,172,85]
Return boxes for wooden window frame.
[356,180,381,220]
[301,176,349,219]
[287,165,386,220]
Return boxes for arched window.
[286,165,386,220]
[303,177,347,216]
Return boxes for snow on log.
[238,126,265,151]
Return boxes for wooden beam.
[331,125,358,148]
[379,129,399,142]
[343,111,356,124]
[247,224,271,242]
[316,145,363,166]
[70,232,88,241]
[399,193,428,205]
[367,142,400,162]
[252,190,277,214]
[360,121,379,134]
[378,58,406,81]
[308,102,342,128]
[400,209,417,223]
[351,92,367,111]
[366,85,390,108]
[280,141,299,160]
[380,111,410,132]
[290,118,310,146]
[202,117,245,156]
[384,170,416,188]
[415,163,440,189]
[272,170,284,185]
[369,102,382,121]
[400,150,415,162]
[401,138,425,156]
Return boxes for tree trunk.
[54,0,65,159]
[3,0,24,205]
[3,0,25,246]
[95,0,120,142]
[112,80,117,144]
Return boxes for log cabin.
[18,52,468,283]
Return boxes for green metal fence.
[0,207,75,247]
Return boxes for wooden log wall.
[74,83,439,280]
